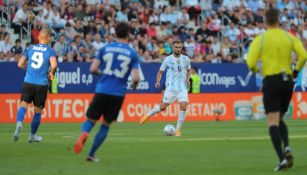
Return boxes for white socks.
[176,110,186,130]
[146,106,187,131]
[146,105,161,117]
[285,146,291,152]
[16,121,22,128]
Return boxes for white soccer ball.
[163,124,176,136]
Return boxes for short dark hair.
[15,39,21,43]
[265,8,280,26]
[173,40,182,45]
[115,22,130,39]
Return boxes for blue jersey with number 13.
[24,44,56,86]
[96,42,140,96]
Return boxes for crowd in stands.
[0,0,306,63]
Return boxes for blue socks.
[82,119,95,133]
[17,108,41,135]
[88,124,109,157]
[31,113,42,134]
[16,107,26,122]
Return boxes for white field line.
[58,134,307,142]
[105,135,307,142]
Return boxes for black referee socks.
[269,126,284,162]
[279,121,289,148]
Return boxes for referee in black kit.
[247,8,307,171]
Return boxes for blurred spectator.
[154,0,169,9]
[247,0,265,13]
[147,22,157,38]
[200,0,212,17]
[244,22,257,37]
[222,0,240,11]
[177,8,190,25]
[116,7,128,22]
[221,37,231,58]
[74,20,84,37]
[211,37,221,56]
[42,1,54,28]
[52,6,66,29]
[225,22,240,42]
[11,39,23,61]
[34,9,45,28]
[0,33,12,61]
[92,33,104,55]
[66,39,80,62]
[84,20,97,36]
[148,9,159,24]
[53,34,67,62]
[288,23,299,37]
[0,0,305,64]
[184,37,195,58]
[303,22,307,40]
[12,3,28,34]
[74,4,85,21]
[74,35,87,62]
[211,53,223,63]
[0,24,6,40]
[185,0,201,22]
[64,22,77,41]
[195,23,211,39]
[83,33,95,62]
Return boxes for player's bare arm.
[130,68,140,90]
[186,68,191,89]
[49,57,57,80]
[155,70,163,88]
[17,56,27,69]
[90,59,102,76]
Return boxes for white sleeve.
[187,57,191,69]
[160,57,168,71]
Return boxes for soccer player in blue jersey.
[13,29,57,143]
[140,40,191,137]
[74,22,140,162]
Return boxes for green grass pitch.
[0,120,306,175]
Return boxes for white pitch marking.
[106,135,307,142]
[39,132,307,142]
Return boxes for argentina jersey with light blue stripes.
[160,54,191,92]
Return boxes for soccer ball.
[163,124,176,136]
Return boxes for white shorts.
[162,89,189,104]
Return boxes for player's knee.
[180,106,188,111]
[160,104,168,111]
[87,118,97,124]
[34,107,43,113]
[180,103,189,111]
[267,112,280,126]
[20,101,29,108]
[103,122,111,126]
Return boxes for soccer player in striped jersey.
[140,40,191,136]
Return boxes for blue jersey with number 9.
[24,44,56,85]
[96,42,140,96]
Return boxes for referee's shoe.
[274,159,288,171]
[284,147,294,168]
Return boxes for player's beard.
[174,50,181,57]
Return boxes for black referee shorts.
[262,74,294,114]
[86,93,124,123]
[21,82,49,109]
